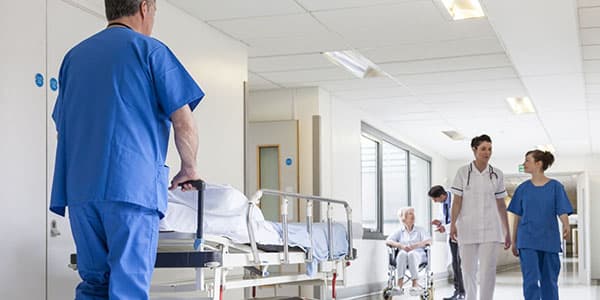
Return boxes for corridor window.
[360,135,379,231]
[361,123,432,238]
[410,154,432,229]
[382,142,408,235]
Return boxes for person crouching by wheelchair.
[386,207,432,295]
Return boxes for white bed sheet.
[159,183,282,245]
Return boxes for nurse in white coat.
[449,134,511,300]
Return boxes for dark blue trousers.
[69,201,160,300]
[519,248,560,300]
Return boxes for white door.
[246,120,299,222]
[246,121,300,298]
[0,1,47,299]
[46,1,105,299]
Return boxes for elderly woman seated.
[385,206,432,291]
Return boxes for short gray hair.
[105,0,155,21]
[397,207,414,220]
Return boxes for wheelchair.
[382,245,433,300]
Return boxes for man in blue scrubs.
[50,0,204,299]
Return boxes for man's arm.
[169,105,200,190]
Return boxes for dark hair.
[471,134,492,149]
[105,0,153,21]
[428,185,446,198]
[526,149,555,171]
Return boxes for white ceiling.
[166,0,599,160]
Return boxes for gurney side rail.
[247,189,355,265]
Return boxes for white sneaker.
[408,286,423,296]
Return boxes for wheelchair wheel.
[420,272,434,300]
[382,287,392,300]
[420,286,433,300]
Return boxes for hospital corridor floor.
[367,258,600,300]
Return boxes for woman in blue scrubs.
[508,150,573,300]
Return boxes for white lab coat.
[450,162,508,300]
[450,162,508,245]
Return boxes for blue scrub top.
[50,27,204,218]
[507,179,573,253]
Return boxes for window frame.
[360,122,432,240]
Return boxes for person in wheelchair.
[386,207,432,295]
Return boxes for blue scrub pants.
[518,248,560,300]
[69,201,160,300]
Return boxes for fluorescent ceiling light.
[323,50,382,79]
[441,0,485,20]
[442,130,465,141]
[536,144,556,153]
[506,97,536,114]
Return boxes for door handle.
[50,219,61,237]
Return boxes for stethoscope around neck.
[466,163,498,186]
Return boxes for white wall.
[248,88,320,196]
[153,3,247,191]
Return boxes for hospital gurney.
[153,186,357,300]
[69,181,356,300]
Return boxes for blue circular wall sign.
[35,73,44,87]
[50,78,58,91]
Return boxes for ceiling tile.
[361,37,505,64]
[578,0,600,8]
[579,6,600,27]
[167,0,304,20]
[209,13,326,40]
[248,72,281,90]
[299,77,399,92]
[587,97,600,110]
[582,45,600,60]
[331,86,413,101]
[395,67,517,86]
[246,33,349,57]
[419,90,526,104]
[379,54,512,75]
[553,139,592,155]
[588,84,600,94]
[539,111,590,139]
[519,74,587,112]
[259,67,355,84]
[312,1,443,34]
[585,72,600,84]
[296,0,420,11]
[580,28,600,45]
[583,60,600,72]
[249,53,333,72]
[408,79,525,95]
[342,19,496,49]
